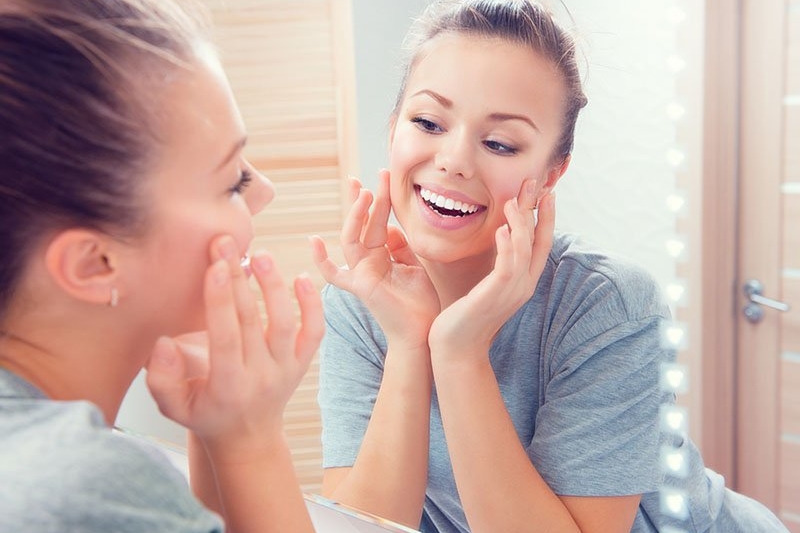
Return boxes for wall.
[351,0,704,292]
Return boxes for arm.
[146,235,324,533]
[321,341,433,528]
[429,193,648,532]
[431,353,640,533]
[311,172,440,528]
[187,431,223,517]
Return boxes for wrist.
[201,426,288,468]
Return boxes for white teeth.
[419,187,479,214]
[240,255,251,268]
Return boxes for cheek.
[389,125,429,172]
[488,159,549,202]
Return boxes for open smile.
[416,185,485,217]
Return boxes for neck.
[421,251,495,309]
[0,313,156,426]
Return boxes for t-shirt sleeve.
[317,284,388,468]
[529,258,673,497]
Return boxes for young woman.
[311,1,789,532]
[0,1,322,531]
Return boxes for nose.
[245,165,275,215]
[434,130,474,179]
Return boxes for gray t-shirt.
[0,368,223,532]
[318,233,788,533]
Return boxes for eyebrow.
[409,89,540,132]
[214,136,248,172]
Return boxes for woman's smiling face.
[388,33,568,270]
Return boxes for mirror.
[117,0,705,508]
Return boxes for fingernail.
[212,259,229,286]
[297,274,314,294]
[152,337,176,366]
[217,236,237,260]
[252,253,272,274]
[527,180,538,202]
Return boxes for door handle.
[743,279,791,323]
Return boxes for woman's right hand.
[310,170,439,351]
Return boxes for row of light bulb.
[657,1,691,527]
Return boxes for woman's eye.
[411,117,443,133]
[229,168,253,195]
[484,139,518,155]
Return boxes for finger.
[515,178,538,238]
[386,225,419,266]
[493,222,513,279]
[516,178,538,211]
[173,333,210,379]
[250,252,296,363]
[340,188,374,263]
[203,258,243,384]
[293,274,325,368]
[211,236,263,369]
[362,169,391,249]
[309,234,337,280]
[145,336,191,424]
[529,192,556,278]
[347,176,362,204]
[309,234,356,290]
[504,197,533,269]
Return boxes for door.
[737,0,800,529]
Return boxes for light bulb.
[660,405,688,434]
[660,363,689,393]
[660,489,689,519]
[666,103,685,121]
[665,237,687,260]
[663,280,687,306]
[661,445,688,478]
[660,321,688,350]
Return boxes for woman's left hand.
[428,180,555,357]
[144,235,324,459]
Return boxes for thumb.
[386,225,418,265]
[145,336,190,423]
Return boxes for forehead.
[404,33,566,130]
[147,52,245,186]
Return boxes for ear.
[539,154,571,198]
[44,229,121,306]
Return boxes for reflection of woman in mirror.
[0,1,322,531]
[312,1,788,531]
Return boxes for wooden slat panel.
[203,0,350,491]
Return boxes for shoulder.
[0,397,220,532]
[321,282,367,313]
[321,283,384,339]
[543,232,668,322]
